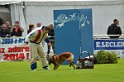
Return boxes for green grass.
[0,59,124,82]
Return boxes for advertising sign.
[0,37,30,62]
[94,39,124,58]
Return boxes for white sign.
[0,37,30,62]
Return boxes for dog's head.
[48,55,54,65]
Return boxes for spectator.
[5,21,11,31]
[107,19,122,38]
[37,22,45,31]
[37,22,42,28]
[37,22,45,47]
[27,24,34,34]
[0,24,11,38]
[47,24,55,56]
[10,21,24,37]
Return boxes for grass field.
[0,59,124,82]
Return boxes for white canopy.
[0,0,124,36]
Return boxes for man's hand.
[24,42,29,45]
[47,43,52,46]
[12,25,15,28]
[6,34,9,37]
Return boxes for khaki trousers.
[28,42,48,67]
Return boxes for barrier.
[0,37,30,62]
[0,34,123,62]
[93,34,124,58]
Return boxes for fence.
[0,36,30,62]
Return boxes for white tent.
[0,0,124,36]
[24,0,124,35]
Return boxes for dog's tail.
[68,53,75,69]
[66,53,74,60]
[67,53,74,66]
[70,53,74,60]
[70,53,74,63]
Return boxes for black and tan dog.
[48,52,75,70]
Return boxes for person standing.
[47,24,55,57]
[10,21,24,37]
[107,19,122,38]
[5,21,11,31]
[27,24,34,34]
[37,22,42,28]
[25,26,51,70]
[0,24,11,38]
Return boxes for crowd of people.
[0,21,24,38]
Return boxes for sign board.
[0,37,30,62]
[94,39,124,58]
[54,9,93,64]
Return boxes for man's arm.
[118,27,122,35]
[45,37,51,46]
[10,25,14,33]
[6,29,11,37]
[107,26,111,35]
[25,33,31,42]
[19,26,24,32]
[1,34,6,37]
[25,30,36,42]
[45,37,50,43]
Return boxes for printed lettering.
[0,48,5,53]
[18,53,25,59]
[10,54,15,60]
[96,42,101,47]
[1,38,26,44]
[3,53,25,61]
[3,54,9,60]
[8,46,30,53]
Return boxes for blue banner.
[54,9,80,64]
[94,39,124,50]
[0,37,25,44]
[80,9,94,57]
[54,9,93,64]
